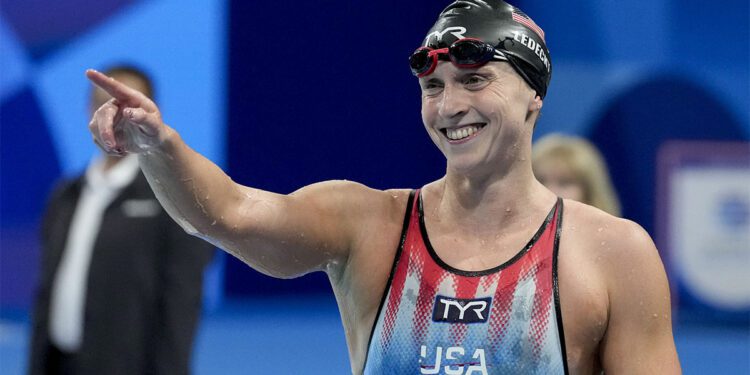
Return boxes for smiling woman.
[418,62,540,175]
[81,0,680,374]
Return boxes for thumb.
[123,107,160,137]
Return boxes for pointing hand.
[86,69,167,154]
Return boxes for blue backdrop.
[1,0,748,312]
[222,0,749,299]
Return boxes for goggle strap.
[427,48,449,58]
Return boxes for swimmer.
[85,1,680,373]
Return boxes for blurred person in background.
[28,65,214,375]
[532,133,621,216]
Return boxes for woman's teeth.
[446,125,482,140]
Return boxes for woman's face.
[534,159,586,203]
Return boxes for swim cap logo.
[511,31,551,73]
[423,26,467,46]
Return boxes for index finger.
[85,69,143,105]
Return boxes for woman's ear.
[529,94,543,112]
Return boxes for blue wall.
[1,0,748,308]
[222,0,749,296]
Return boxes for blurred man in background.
[533,133,621,216]
[28,65,214,375]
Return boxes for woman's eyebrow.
[421,77,443,85]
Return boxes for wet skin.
[85,64,680,374]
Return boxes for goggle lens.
[408,48,433,76]
[410,39,501,77]
[450,39,493,66]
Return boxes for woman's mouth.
[441,123,487,143]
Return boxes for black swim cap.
[422,0,552,98]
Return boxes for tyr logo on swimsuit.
[423,26,467,46]
[432,296,492,323]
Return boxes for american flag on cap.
[511,9,545,41]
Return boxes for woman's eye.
[464,75,486,87]
[422,82,444,96]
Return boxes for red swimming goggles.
[409,38,508,77]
